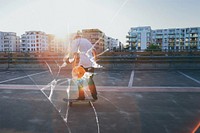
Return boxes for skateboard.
[63,98,96,107]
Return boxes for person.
[63,31,98,100]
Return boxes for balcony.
[168,40,175,43]
[3,45,9,47]
[126,40,137,43]
[156,36,163,39]
[190,34,198,38]
[126,34,137,38]
[191,28,198,33]
[190,40,198,43]
[168,35,175,38]
[168,30,175,34]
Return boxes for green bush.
[145,44,161,51]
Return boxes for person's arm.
[68,39,79,59]
[63,52,76,63]
[92,49,97,61]
[63,54,70,63]
[60,53,70,67]
[61,40,78,67]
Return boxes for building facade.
[47,34,67,53]
[82,29,106,54]
[106,36,119,51]
[0,31,20,52]
[127,26,151,50]
[20,31,48,52]
[127,26,200,51]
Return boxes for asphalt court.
[133,70,200,87]
[0,69,200,87]
[0,89,200,133]
[0,69,200,133]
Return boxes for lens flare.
[192,121,200,133]
[72,66,86,79]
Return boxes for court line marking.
[178,71,200,85]
[0,84,200,92]
[128,70,134,88]
[0,71,48,84]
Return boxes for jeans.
[77,67,97,100]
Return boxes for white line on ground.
[178,71,200,85]
[0,84,200,92]
[0,71,48,84]
[128,70,134,88]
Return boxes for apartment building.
[20,31,48,52]
[71,29,122,53]
[0,31,20,52]
[127,26,200,51]
[127,26,151,50]
[47,34,55,52]
[106,36,119,51]
[82,29,106,54]
[47,34,67,53]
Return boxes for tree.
[145,44,161,51]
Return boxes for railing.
[97,56,200,63]
[0,51,200,70]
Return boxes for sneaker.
[92,95,98,100]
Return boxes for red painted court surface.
[0,70,200,133]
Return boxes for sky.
[0,0,200,44]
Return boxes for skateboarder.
[63,31,98,100]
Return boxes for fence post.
[7,51,10,69]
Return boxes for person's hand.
[63,57,71,64]
[61,62,67,68]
